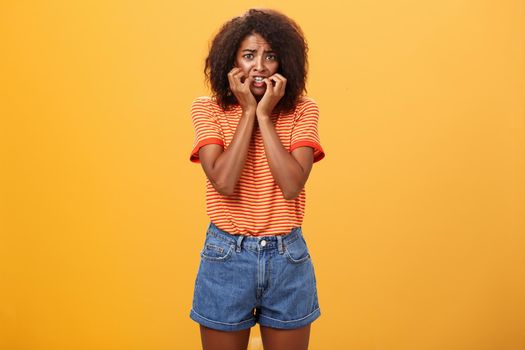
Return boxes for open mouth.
[252,80,266,88]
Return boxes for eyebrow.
[241,49,276,53]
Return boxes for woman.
[189,8,325,350]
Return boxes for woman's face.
[234,33,279,99]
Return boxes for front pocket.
[200,237,234,262]
[284,236,311,264]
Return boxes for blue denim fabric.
[189,222,321,331]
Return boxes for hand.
[227,67,257,113]
[256,73,287,118]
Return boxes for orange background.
[1,1,524,349]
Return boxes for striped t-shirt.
[189,95,325,236]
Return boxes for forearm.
[257,116,305,199]
[212,109,256,195]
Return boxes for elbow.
[283,181,306,200]
[215,186,235,196]
[283,188,301,201]
[213,179,236,196]
[203,161,236,196]
[220,187,235,196]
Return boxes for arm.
[253,74,321,200]
[199,108,256,196]
[198,68,259,196]
[257,116,314,200]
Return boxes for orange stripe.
[190,138,224,163]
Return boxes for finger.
[228,67,241,77]
[228,68,240,83]
[262,78,275,94]
[233,70,247,84]
[270,76,281,88]
[242,75,252,88]
[228,68,242,82]
[272,73,287,81]
[268,76,282,90]
[229,70,245,89]
[270,75,286,95]
[231,69,244,78]
[227,74,238,91]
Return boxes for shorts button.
[260,240,267,247]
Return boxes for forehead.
[237,33,273,51]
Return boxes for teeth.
[254,77,264,82]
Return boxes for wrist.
[242,108,256,117]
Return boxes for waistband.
[206,222,303,254]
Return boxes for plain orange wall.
[1,1,524,349]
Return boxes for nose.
[254,56,265,73]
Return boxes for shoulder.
[191,96,232,113]
[191,95,213,107]
[190,96,221,116]
[294,96,320,115]
[297,95,318,105]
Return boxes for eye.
[243,54,253,59]
[267,54,277,60]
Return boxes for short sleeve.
[189,96,224,163]
[290,97,325,163]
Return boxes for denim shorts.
[189,222,321,331]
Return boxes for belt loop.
[277,234,284,254]
[236,235,245,252]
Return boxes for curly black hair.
[204,8,309,114]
